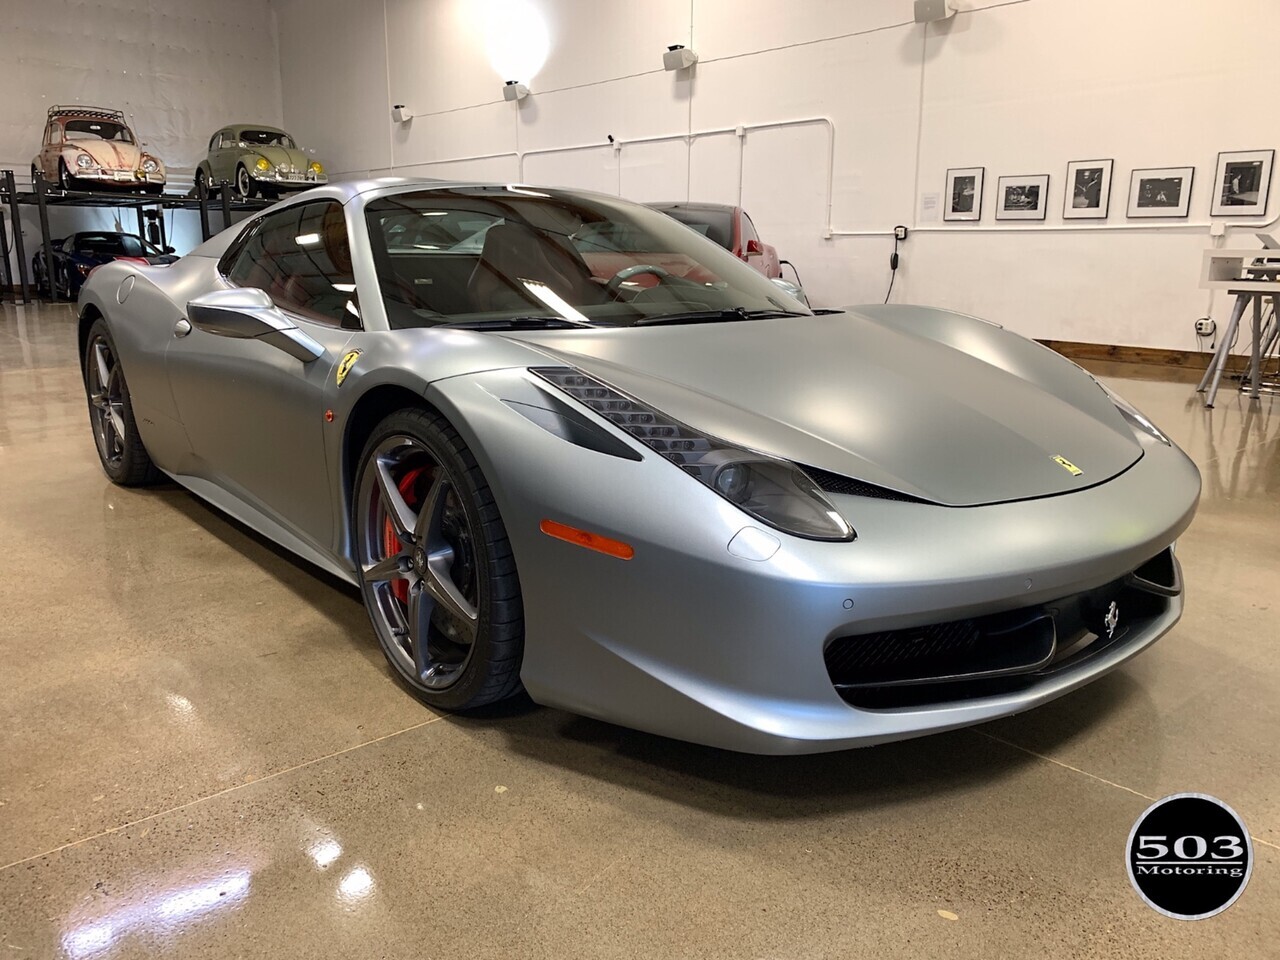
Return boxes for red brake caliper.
[383,466,428,605]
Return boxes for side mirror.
[186,287,324,362]
[745,239,763,256]
[163,246,176,254]
[770,276,809,307]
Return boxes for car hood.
[247,146,310,170]
[66,140,141,170]
[503,306,1143,507]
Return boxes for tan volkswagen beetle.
[31,105,166,194]
[194,124,327,199]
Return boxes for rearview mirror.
[186,288,324,362]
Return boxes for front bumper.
[430,369,1201,754]
[73,168,165,186]
[251,170,327,186]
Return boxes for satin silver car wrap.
[76,178,1201,754]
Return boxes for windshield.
[63,119,133,144]
[651,205,734,250]
[241,129,297,149]
[364,187,808,329]
[74,233,149,257]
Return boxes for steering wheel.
[604,263,673,296]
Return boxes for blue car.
[32,231,176,299]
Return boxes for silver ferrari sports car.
[76,178,1200,754]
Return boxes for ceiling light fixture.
[662,44,698,71]
[502,81,529,102]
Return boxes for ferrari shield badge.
[336,350,361,387]
[1052,455,1083,477]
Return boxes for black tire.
[31,256,45,293]
[193,167,208,197]
[353,407,524,711]
[58,159,78,192]
[235,164,256,199]
[83,319,160,486]
[30,164,41,188]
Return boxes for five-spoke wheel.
[354,408,523,709]
[82,320,158,485]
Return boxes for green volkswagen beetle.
[195,124,327,198]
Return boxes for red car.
[646,202,782,279]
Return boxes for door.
[210,129,236,183]
[166,200,360,552]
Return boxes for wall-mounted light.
[502,81,529,102]
[662,44,698,71]
[391,104,413,123]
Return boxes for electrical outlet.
[1195,318,1216,337]
[894,225,909,241]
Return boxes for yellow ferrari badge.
[1052,455,1083,477]
[336,350,361,387]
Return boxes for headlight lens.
[140,155,159,173]
[532,367,855,541]
[309,161,324,175]
[75,154,94,169]
[254,157,271,172]
[1099,382,1170,445]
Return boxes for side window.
[44,123,57,145]
[209,131,220,152]
[220,131,236,149]
[224,201,359,327]
[741,213,761,250]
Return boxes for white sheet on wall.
[0,0,283,183]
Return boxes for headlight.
[309,161,324,175]
[140,155,159,173]
[75,154,94,169]
[254,157,271,172]
[532,367,855,541]
[1099,382,1170,445]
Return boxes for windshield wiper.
[442,316,592,330]
[632,308,808,327]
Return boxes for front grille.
[826,547,1180,709]
[805,466,933,504]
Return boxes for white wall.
[0,0,283,271]
[270,0,1275,350]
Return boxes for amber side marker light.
[539,519,635,560]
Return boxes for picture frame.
[1211,149,1274,217]
[996,174,1049,221]
[1063,159,1114,219]
[1127,166,1194,218]
[944,167,984,221]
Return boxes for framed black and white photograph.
[944,167,984,221]
[996,174,1049,221]
[1063,159,1114,219]
[1211,149,1274,217]
[1127,166,1194,218]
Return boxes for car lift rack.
[0,170,273,304]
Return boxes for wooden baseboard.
[1036,339,1252,372]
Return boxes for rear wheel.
[353,408,524,710]
[83,320,159,486]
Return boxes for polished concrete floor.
[1,302,1277,958]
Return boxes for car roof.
[229,123,289,134]
[646,201,737,215]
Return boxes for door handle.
[174,318,192,337]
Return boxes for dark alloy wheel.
[83,320,160,486]
[354,408,524,710]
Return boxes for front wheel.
[83,320,160,486]
[353,408,524,711]
[235,164,256,199]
